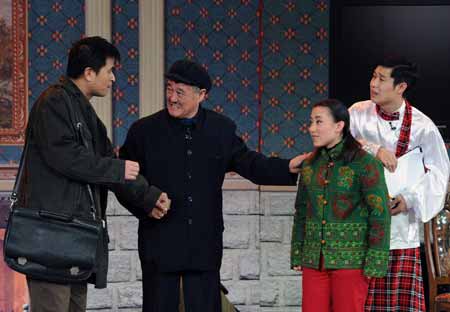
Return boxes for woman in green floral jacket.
[291,99,391,312]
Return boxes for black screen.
[331,2,450,142]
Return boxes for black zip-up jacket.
[118,107,297,272]
[18,78,161,288]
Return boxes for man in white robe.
[349,56,450,311]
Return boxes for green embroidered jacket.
[291,141,391,277]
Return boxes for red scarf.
[376,101,412,157]
[376,105,399,121]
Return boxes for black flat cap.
[165,59,212,92]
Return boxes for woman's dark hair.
[310,99,362,164]
[66,36,120,79]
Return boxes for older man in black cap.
[118,59,307,312]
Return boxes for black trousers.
[141,261,221,312]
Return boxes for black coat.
[119,107,297,272]
[20,78,161,288]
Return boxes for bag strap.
[10,128,30,210]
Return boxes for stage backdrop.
[0,1,448,311]
[164,0,330,158]
[0,0,449,167]
[1,1,85,311]
[0,0,85,174]
[0,0,27,146]
[0,0,27,180]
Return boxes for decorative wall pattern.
[261,0,329,157]
[165,0,330,158]
[165,0,262,151]
[1,0,447,167]
[0,0,85,166]
[111,0,140,148]
[28,0,85,106]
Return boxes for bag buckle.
[70,267,80,275]
[18,257,27,265]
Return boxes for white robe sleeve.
[349,104,381,156]
[401,122,450,222]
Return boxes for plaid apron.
[365,248,425,311]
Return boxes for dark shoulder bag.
[2,118,102,284]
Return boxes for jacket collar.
[320,139,344,161]
[59,76,97,114]
[59,76,108,154]
[60,77,86,101]
[165,106,206,130]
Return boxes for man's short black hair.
[378,55,419,98]
[66,36,120,79]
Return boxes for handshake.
[150,192,171,219]
[124,160,171,220]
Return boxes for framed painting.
[0,0,27,182]
[0,0,27,145]
[1,2,30,309]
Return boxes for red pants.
[302,266,369,312]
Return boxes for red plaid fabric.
[395,101,412,157]
[376,105,400,121]
[376,101,412,157]
[365,248,425,312]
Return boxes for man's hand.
[376,147,397,172]
[289,153,311,173]
[149,207,165,219]
[390,194,408,216]
[125,160,140,180]
[293,265,302,272]
[156,192,171,212]
[149,193,171,219]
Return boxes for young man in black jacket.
[119,59,307,312]
[20,36,169,312]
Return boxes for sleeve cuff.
[365,142,381,156]
[401,191,423,221]
[115,159,126,183]
[291,241,302,267]
[402,192,414,211]
[142,185,163,214]
[364,248,390,277]
[356,138,381,156]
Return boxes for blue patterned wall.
[28,0,85,107]
[111,0,139,150]
[261,0,329,157]
[165,0,330,158]
[3,1,443,167]
[165,0,262,151]
[0,0,84,166]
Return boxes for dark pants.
[27,278,87,312]
[141,262,221,312]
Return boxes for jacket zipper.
[76,122,89,149]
